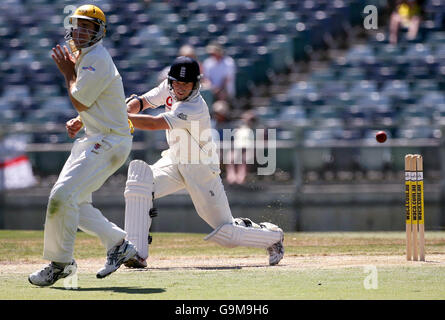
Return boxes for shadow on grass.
[127,265,267,272]
[51,287,165,294]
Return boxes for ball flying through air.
[376,130,387,143]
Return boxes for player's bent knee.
[46,189,75,217]
[204,220,282,249]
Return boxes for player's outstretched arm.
[126,95,142,114]
[126,95,154,114]
[128,113,169,131]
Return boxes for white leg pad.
[204,220,282,249]
[124,160,154,260]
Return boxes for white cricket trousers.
[151,156,234,229]
[43,133,132,263]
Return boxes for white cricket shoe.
[267,239,284,266]
[96,239,137,279]
[28,260,77,287]
[124,253,148,269]
[261,222,285,266]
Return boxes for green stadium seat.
[43,96,71,111]
[404,44,432,62]
[413,79,441,92]
[399,105,433,124]
[256,104,280,117]
[427,31,445,43]
[432,103,445,124]
[235,58,254,96]
[343,105,372,127]
[0,98,11,111]
[268,34,294,74]
[330,93,356,108]
[418,91,445,109]
[0,109,22,124]
[287,81,317,98]
[26,109,58,124]
[339,67,367,81]
[345,44,375,63]
[278,106,308,126]
[310,68,337,82]
[349,80,378,96]
[375,44,404,62]
[309,106,343,127]
[381,80,410,99]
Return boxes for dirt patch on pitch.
[3,254,444,275]
[132,254,445,271]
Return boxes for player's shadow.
[149,266,244,271]
[51,286,165,294]
[129,265,267,272]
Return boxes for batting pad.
[124,160,154,260]
[204,222,282,249]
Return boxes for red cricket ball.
[376,130,387,143]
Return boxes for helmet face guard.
[65,5,107,53]
[167,56,202,101]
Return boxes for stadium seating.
[0,0,369,118]
[1,0,444,179]
[257,0,445,178]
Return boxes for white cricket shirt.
[71,41,131,137]
[142,80,220,169]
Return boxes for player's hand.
[126,95,143,114]
[66,117,83,139]
[125,94,138,104]
[51,45,76,78]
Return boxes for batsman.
[123,56,284,268]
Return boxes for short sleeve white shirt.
[141,80,220,169]
[203,56,236,98]
[71,41,131,137]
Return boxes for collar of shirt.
[76,40,103,64]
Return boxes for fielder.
[123,56,284,268]
[29,5,137,286]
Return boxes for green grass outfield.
[0,230,445,300]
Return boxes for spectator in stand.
[210,100,231,175]
[225,110,257,186]
[389,0,423,44]
[211,100,231,139]
[203,42,236,104]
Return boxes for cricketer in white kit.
[29,5,137,287]
[123,56,284,269]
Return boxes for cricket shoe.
[124,254,148,269]
[261,222,285,266]
[28,260,77,287]
[96,239,137,279]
